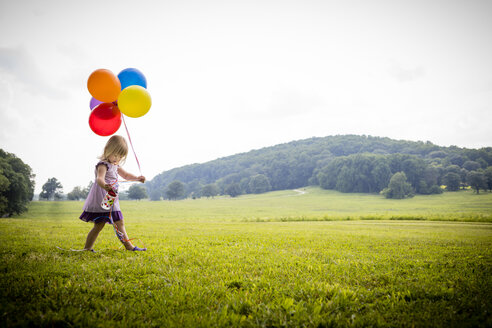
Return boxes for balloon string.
[122,115,142,176]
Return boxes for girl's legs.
[114,219,135,250]
[84,221,106,250]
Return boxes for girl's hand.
[104,184,113,192]
[137,176,146,183]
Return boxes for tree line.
[2,135,491,216]
[0,149,35,217]
[146,135,492,200]
[49,180,148,201]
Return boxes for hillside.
[146,135,492,200]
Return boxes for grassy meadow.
[1,188,491,327]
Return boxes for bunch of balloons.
[87,68,152,136]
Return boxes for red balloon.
[88,103,122,136]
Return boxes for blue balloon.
[117,68,147,90]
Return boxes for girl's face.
[108,154,122,165]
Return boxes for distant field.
[1,188,491,327]
[28,187,490,222]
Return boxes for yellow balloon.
[117,85,152,118]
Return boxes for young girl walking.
[80,135,147,251]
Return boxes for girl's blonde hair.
[99,135,128,164]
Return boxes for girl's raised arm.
[118,167,145,183]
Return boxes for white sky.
[0,0,491,194]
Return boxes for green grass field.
[1,188,491,327]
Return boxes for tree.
[467,171,487,194]
[149,189,162,201]
[417,179,430,195]
[0,149,35,216]
[484,167,492,192]
[318,157,347,190]
[185,180,204,199]
[445,165,461,174]
[371,159,392,192]
[448,153,466,166]
[335,166,356,193]
[429,150,447,159]
[477,158,488,169]
[202,184,219,198]
[225,183,241,197]
[459,168,468,189]
[249,174,272,194]
[128,185,148,200]
[39,177,63,201]
[165,181,185,200]
[381,172,414,199]
[423,166,439,188]
[401,157,425,192]
[0,174,9,215]
[67,186,85,200]
[239,178,251,194]
[463,161,481,171]
[443,172,461,191]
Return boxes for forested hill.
[146,135,492,200]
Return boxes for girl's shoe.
[132,246,147,251]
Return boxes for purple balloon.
[90,97,103,110]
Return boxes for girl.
[79,135,147,251]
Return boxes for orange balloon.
[87,69,121,102]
